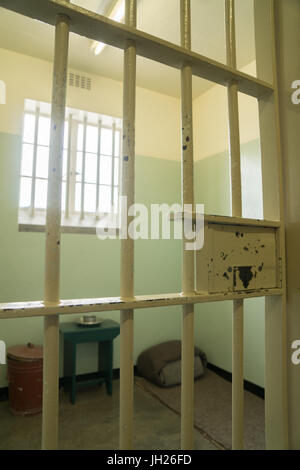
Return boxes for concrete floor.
[0,379,218,450]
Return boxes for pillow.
[158,356,204,387]
[137,340,207,387]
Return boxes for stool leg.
[70,343,76,404]
[99,341,113,396]
[63,338,76,403]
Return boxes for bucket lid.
[7,343,43,361]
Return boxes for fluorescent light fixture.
[91,0,125,56]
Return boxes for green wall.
[194,140,265,388]
[0,131,183,386]
[0,132,265,388]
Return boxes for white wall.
[0,47,181,161]
[193,61,260,160]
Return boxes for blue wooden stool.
[60,319,120,404]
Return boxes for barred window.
[18,99,122,233]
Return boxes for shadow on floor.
[0,379,217,450]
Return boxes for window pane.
[36,145,49,179]
[86,125,98,153]
[35,179,48,209]
[99,185,111,213]
[21,144,34,176]
[84,184,96,213]
[100,128,113,155]
[85,153,97,183]
[75,182,82,212]
[38,116,50,146]
[23,114,35,143]
[100,156,112,185]
[76,152,82,182]
[114,130,120,157]
[64,121,69,149]
[114,157,119,185]
[19,177,31,207]
[77,123,83,151]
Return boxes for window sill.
[18,210,120,235]
[19,223,121,235]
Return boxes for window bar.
[65,113,73,218]
[95,119,102,218]
[43,10,70,450]
[120,0,137,450]
[111,122,116,209]
[225,0,244,450]
[29,106,40,217]
[180,0,195,450]
[80,115,87,219]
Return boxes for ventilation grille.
[69,73,92,91]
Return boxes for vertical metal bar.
[43,11,70,450]
[65,113,72,218]
[96,119,102,218]
[180,0,195,450]
[111,122,116,207]
[119,0,137,450]
[30,106,40,217]
[80,116,87,219]
[254,0,289,449]
[68,121,77,216]
[225,0,244,450]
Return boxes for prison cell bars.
[95,119,102,218]
[254,0,289,449]
[111,122,116,207]
[43,4,70,449]
[225,0,244,450]
[80,116,87,219]
[29,106,40,217]
[64,113,73,218]
[119,0,136,451]
[0,0,288,451]
[180,0,195,450]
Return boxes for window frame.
[18,101,122,235]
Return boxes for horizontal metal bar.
[0,0,273,99]
[171,213,281,228]
[0,289,282,319]
[19,224,120,235]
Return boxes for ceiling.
[0,0,256,98]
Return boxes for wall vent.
[69,73,92,91]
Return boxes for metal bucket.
[7,343,43,416]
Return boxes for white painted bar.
[119,0,137,451]
[180,0,194,450]
[43,10,70,450]
[95,119,102,218]
[0,0,273,99]
[111,122,116,206]
[171,213,281,228]
[64,113,72,218]
[80,116,87,220]
[225,0,244,450]
[0,288,283,320]
[30,106,40,217]
[254,0,289,449]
